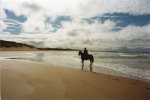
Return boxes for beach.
[1,51,150,100]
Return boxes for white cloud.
[23,15,45,33]
[0,8,7,33]
[2,0,150,17]
[0,20,7,33]
[1,17,150,51]
[0,8,6,19]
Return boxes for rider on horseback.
[84,48,88,59]
[78,48,94,71]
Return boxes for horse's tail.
[91,55,94,63]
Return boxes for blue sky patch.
[3,9,27,35]
[84,13,150,31]
[45,16,72,32]
[4,9,27,22]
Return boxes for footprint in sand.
[112,79,120,81]
[132,82,137,84]
[146,87,150,90]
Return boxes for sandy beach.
[1,51,150,100]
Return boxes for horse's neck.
[81,53,84,56]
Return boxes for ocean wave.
[94,63,150,80]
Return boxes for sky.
[0,0,150,51]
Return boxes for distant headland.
[0,40,78,51]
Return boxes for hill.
[0,40,38,51]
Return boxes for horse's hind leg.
[90,64,92,71]
[89,61,93,71]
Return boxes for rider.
[84,48,88,58]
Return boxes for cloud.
[22,2,41,12]
[0,8,6,19]
[0,20,7,33]
[2,0,150,17]
[0,8,7,33]
[1,17,149,51]
[23,15,45,33]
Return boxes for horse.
[78,51,94,71]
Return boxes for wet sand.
[1,51,150,100]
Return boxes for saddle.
[84,53,89,60]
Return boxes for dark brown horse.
[78,51,94,71]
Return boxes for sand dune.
[0,40,38,51]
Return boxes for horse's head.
[78,51,82,56]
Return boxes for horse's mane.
[79,50,82,52]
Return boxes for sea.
[2,51,150,83]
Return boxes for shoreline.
[1,57,150,83]
[0,51,150,83]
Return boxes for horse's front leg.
[82,59,84,70]
[90,61,93,71]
